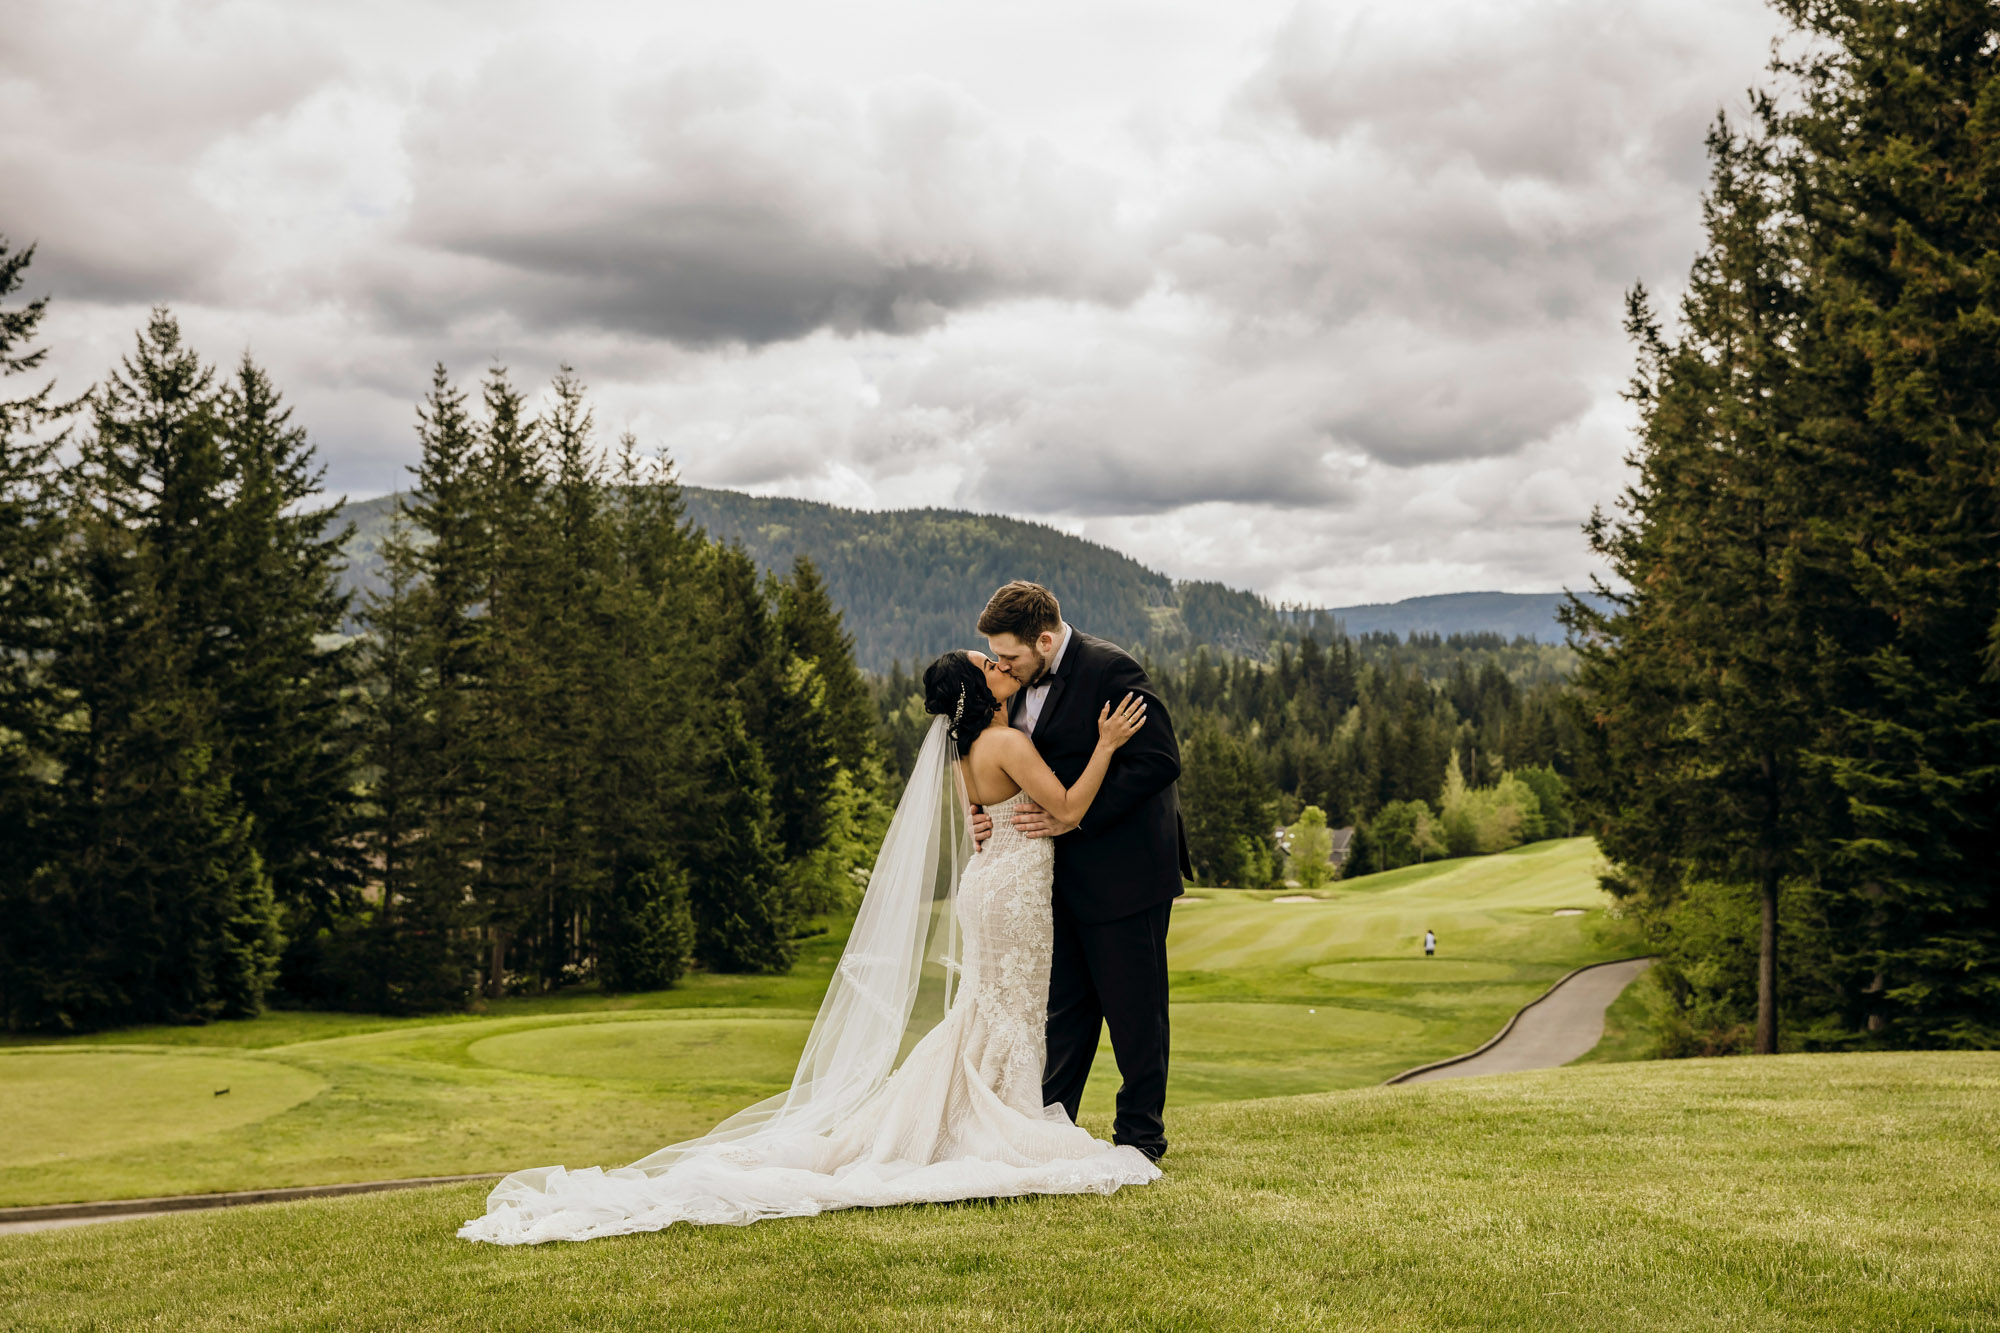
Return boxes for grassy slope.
[4,1053,1995,1332]
[3,839,1639,1206]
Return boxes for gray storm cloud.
[373,53,1149,345]
[0,0,1786,604]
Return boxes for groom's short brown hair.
[978,581,1061,641]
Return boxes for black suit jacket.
[1010,629,1192,923]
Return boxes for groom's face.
[986,629,1060,688]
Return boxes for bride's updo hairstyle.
[923,650,999,758]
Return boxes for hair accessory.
[952,683,966,730]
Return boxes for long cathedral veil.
[480,717,971,1215]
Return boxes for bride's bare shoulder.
[967,726,1030,760]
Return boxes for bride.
[460,648,1160,1244]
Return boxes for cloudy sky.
[2,0,1787,606]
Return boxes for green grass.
[4,838,1642,1206]
[4,1053,1994,1331]
[1574,965,1664,1065]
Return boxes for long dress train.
[459,790,1158,1244]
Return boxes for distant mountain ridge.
[333,489,1596,670]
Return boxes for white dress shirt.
[1010,623,1072,739]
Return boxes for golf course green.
[3,838,1638,1207]
[4,1053,1994,1330]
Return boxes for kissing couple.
[461,580,1193,1245]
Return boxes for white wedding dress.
[460,723,1158,1245]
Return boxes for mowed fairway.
[3,838,1636,1206]
[1094,836,1636,1109]
[4,1054,1994,1331]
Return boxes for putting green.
[467,1018,814,1087]
[1307,959,1519,984]
[5,1052,325,1168]
[1173,1002,1423,1057]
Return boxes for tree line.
[1567,0,1998,1054]
[875,631,1580,890]
[0,262,882,1030]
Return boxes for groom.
[970,580,1192,1162]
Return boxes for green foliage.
[1569,0,2000,1053]
[353,370,873,997]
[684,703,794,973]
[1181,724,1278,888]
[1350,799,1447,875]
[1438,752,1543,857]
[1284,805,1334,891]
[0,238,76,1027]
[1,311,314,1030]
[1513,764,1571,839]
[2,303,880,1025]
[595,864,695,994]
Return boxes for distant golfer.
[1423,929,1436,958]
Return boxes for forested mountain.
[336,490,1596,667]
[1305,592,1582,644]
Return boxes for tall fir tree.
[683,543,798,969]
[525,367,611,987]
[592,444,702,990]
[354,512,476,1011]
[25,313,283,1026]
[212,356,364,1000]
[1181,722,1278,888]
[468,365,549,994]
[777,554,877,776]
[1776,0,2000,1045]
[1568,113,1822,1053]
[385,366,490,1003]
[0,239,78,1025]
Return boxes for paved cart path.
[1393,957,1654,1084]
[0,1174,500,1236]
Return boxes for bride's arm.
[991,695,1147,827]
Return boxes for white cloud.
[2,0,1788,604]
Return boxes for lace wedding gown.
[459,790,1158,1245]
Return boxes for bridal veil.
[461,716,977,1240]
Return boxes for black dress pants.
[1041,898,1172,1160]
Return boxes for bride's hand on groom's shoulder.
[1011,798,1077,840]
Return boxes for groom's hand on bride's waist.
[1010,798,1077,840]
[968,804,993,852]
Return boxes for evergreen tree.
[1181,723,1278,888]
[467,365,549,994]
[778,554,877,775]
[596,863,695,992]
[1775,0,2000,1045]
[1566,109,1821,1054]
[685,702,793,971]
[386,366,490,1001]
[212,356,363,1000]
[25,315,285,1026]
[353,513,475,1011]
[524,367,610,987]
[0,239,78,1025]
[592,444,706,990]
